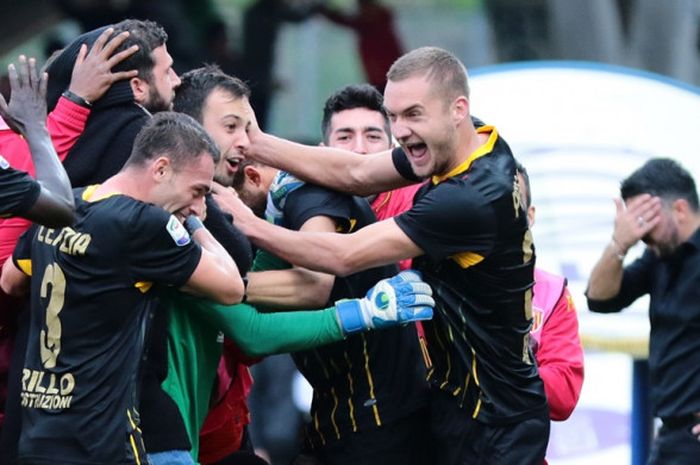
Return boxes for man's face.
[626,195,680,258]
[142,44,181,112]
[155,153,215,221]
[201,89,254,187]
[326,107,391,154]
[383,74,458,178]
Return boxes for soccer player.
[216,46,549,464]
[0,112,244,464]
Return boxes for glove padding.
[336,270,434,335]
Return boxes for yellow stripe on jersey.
[330,388,341,440]
[313,411,326,446]
[361,334,381,426]
[16,259,32,276]
[431,321,452,390]
[431,126,498,185]
[126,409,144,465]
[449,252,484,269]
[134,281,153,294]
[343,352,358,433]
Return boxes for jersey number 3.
[40,263,66,369]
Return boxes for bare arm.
[180,218,244,305]
[247,132,411,197]
[587,195,661,299]
[246,215,338,308]
[0,258,29,297]
[0,56,74,227]
[214,185,422,276]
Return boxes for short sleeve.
[392,147,421,182]
[12,224,39,276]
[0,156,41,218]
[126,205,202,288]
[284,184,353,232]
[394,180,497,261]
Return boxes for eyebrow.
[334,126,385,134]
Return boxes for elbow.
[218,280,245,306]
[0,275,25,297]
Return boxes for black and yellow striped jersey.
[0,154,40,219]
[281,183,429,450]
[12,187,202,464]
[393,126,548,424]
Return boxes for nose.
[171,69,181,89]
[392,121,411,141]
[351,137,368,155]
[189,196,207,218]
[237,130,251,151]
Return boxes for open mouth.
[405,142,429,162]
[226,158,242,172]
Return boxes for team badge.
[166,215,191,246]
[0,154,9,170]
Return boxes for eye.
[367,134,382,141]
[225,123,237,132]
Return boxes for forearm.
[201,301,344,357]
[250,132,403,196]
[244,218,359,276]
[25,125,74,223]
[191,227,240,278]
[586,241,626,300]
[247,268,333,309]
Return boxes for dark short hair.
[321,84,390,143]
[387,47,469,103]
[111,19,168,83]
[174,65,251,123]
[621,158,699,210]
[125,112,220,169]
[514,160,531,208]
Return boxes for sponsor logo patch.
[166,215,191,246]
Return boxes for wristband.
[62,90,92,108]
[184,215,205,234]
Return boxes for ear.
[672,198,689,222]
[452,95,469,125]
[152,156,171,181]
[130,76,149,105]
[527,205,536,229]
[244,164,262,187]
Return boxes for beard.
[143,87,172,113]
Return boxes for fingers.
[39,72,48,100]
[17,56,29,90]
[28,57,39,90]
[396,269,422,282]
[74,44,88,67]
[6,63,19,93]
[106,45,139,69]
[90,27,115,55]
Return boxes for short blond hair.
[387,47,469,103]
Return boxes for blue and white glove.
[335,270,434,335]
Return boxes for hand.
[211,182,257,231]
[693,422,700,441]
[612,194,662,252]
[0,55,47,135]
[335,270,434,335]
[68,27,139,104]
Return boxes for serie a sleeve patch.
[166,215,191,247]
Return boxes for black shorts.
[298,408,433,465]
[429,387,549,465]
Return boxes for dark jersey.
[393,125,547,424]
[282,183,428,450]
[13,187,201,465]
[0,154,40,219]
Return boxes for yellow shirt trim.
[16,259,32,276]
[82,184,121,202]
[431,126,498,185]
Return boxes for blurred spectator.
[319,0,403,91]
[241,0,319,130]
